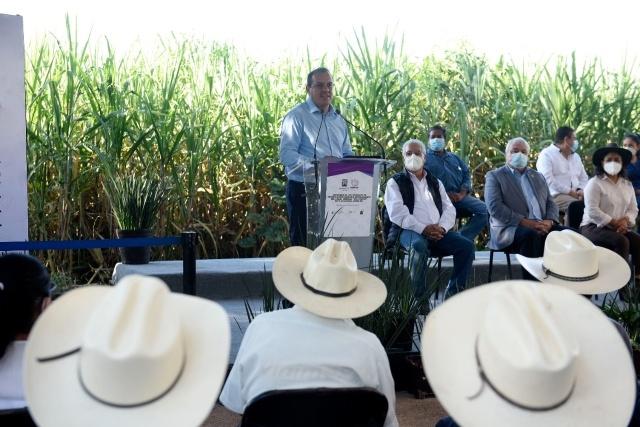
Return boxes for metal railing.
[0,231,199,295]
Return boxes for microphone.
[313,112,326,184]
[335,109,385,160]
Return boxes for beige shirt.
[581,175,638,227]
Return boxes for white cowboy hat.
[24,275,230,427]
[516,229,630,294]
[272,238,387,319]
[421,281,636,427]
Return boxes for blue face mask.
[429,138,446,151]
[571,140,580,153]
[509,152,529,169]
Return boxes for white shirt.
[384,171,456,235]
[581,175,638,227]
[219,306,398,427]
[536,144,589,197]
[0,341,27,410]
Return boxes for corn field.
[24,21,640,282]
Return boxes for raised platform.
[111,251,523,300]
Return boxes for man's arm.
[340,118,354,157]
[437,180,457,232]
[577,161,589,190]
[541,175,559,222]
[484,170,525,226]
[458,155,472,192]
[536,150,570,194]
[384,179,427,234]
[279,113,307,171]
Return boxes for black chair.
[566,200,585,230]
[487,247,514,283]
[240,387,388,427]
[0,407,37,427]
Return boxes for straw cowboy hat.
[516,229,630,294]
[24,275,230,427]
[421,281,636,427]
[272,238,387,319]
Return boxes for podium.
[303,156,396,269]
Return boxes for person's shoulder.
[283,101,309,119]
[348,323,387,351]
[486,166,506,179]
[538,145,555,156]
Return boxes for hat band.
[78,353,187,408]
[469,338,575,411]
[300,273,357,298]
[37,346,187,408]
[542,264,599,282]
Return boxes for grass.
[22,19,640,280]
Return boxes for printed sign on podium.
[304,156,395,269]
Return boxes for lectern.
[303,156,396,269]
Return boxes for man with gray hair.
[384,139,475,298]
[484,137,563,280]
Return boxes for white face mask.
[509,152,529,169]
[604,161,622,176]
[625,146,637,156]
[404,153,424,172]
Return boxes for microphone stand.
[313,112,326,186]
[335,109,388,179]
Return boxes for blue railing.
[0,231,199,295]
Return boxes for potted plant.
[103,174,167,264]
[601,286,640,376]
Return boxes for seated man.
[384,139,475,298]
[219,239,398,427]
[425,125,488,242]
[485,136,563,280]
[535,126,588,224]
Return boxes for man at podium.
[384,139,475,299]
[279,67,354,246]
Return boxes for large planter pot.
[387,350,434,399]
[116,229,152,264]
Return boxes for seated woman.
[0,254,53,410]
[622,133,640,208]
[580,143,640,282]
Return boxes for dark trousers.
[580,223,640,274]
[286,180,307,246]
[504,224,566,281]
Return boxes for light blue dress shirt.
[425,149,471,193]
[511,167,543,220]
[279,97,353,182]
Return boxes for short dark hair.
[429,125,447,140]
[0,254,52,358]
[555,126,574,143]
[306,67,331,88]
[623,133,640,146]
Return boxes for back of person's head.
[0,254,52,359]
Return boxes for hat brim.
[272,247,387,319]
[516,246,630,294]
[421,281,636,427]
[24,286,231,427]
[592,146,631,167]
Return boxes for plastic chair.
[0,407,37,427]
[240,387,388,427]
[487,247,514,283]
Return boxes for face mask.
[571,140,580,153]
[429,138,445,151]
[509,152,528,169]
[404,154,424,172]
[604,161,622,176]
[625,146,637,156]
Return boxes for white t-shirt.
[0,340,27,410]
[219,306,399,427]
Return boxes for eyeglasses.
[310,82,334,90]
